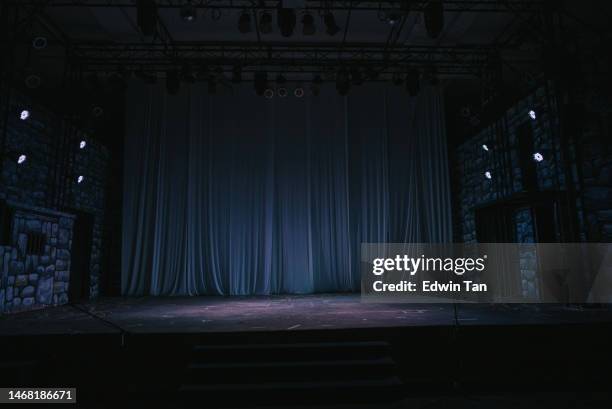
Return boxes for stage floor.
[2,293,612,336]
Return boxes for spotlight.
[180,1,197,22]
[302,13,315,35]
[17,154,27,164]
[32,36,47,50]
[387,13,402,25]
[529,109,537,120]
[137,0,158,36]
[259,11,273,34]
[294,85,304,98]
[277,87,288,98]
[324,12,340,36]
[424,0,444,39]
[92,106,104,118]
[482,144,489,152]
[533,152,544,162]
[20,110,30,120]
[80,140,87,149]
[232,66,242,84]
[254,71,268,96]
[264,88,275,99]
[278,8,297,37]
[405,68,420,97]
[484,171,492,180]
[336,70,351,96]
[77,175,84,184]
[166,70,180,95]
[238,11,251,33]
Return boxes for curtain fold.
[122,83,453,296]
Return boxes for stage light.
[17,154,27,164]
[232,66,242,84]
[336,70,350,96]
[482,144,489,152]
[32,36,47,50]
[387,12,401,26]
[77,175,84,184]
[294,85,304,98]
[137,0,158,36]
[259,11,273,34]
[166,70,180,95]
[25,74,42,89]
[238,11,251,33]
[254,71,268,96]
[405,68,420,97]
[424,0,444,39]
[79,140,87,149]
[277,87,288,97]
[484,171,492,180]
[533,152,544,162]
[324,12,340,36]
[180,1,197,22]
[264,88,275,99]
[278,8,296,37]
[529,109,537,120]
[302,13,315,35]
[92,106,104,118]
[20,110,30,120]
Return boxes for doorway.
[68,210,94,302]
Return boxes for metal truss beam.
[69,41,532,79]
[10,1,547,14]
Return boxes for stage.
[2,294,612,408]
[2,293,612,336]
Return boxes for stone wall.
[0,204,75,312]
[452,84,563,243]
[0,89,110,313]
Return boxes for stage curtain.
[122,83,452,296]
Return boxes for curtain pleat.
[122,83,453,296]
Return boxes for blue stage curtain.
[122,84,453,296]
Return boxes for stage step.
[179,340,403,406]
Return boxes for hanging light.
[259,11,273,34]
[324,12,340,36]
[180,1,197,22]
[238,11,251,33]
[302,13,315,35]
[277,8,297,37]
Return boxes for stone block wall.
[0,89,110,313]
[0,204,75,312]
[453,84,562,244]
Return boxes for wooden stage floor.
[2,293,612,336]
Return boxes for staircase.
[179,340,403,406]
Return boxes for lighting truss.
[70,41,531,79]
[10,1,547,14]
